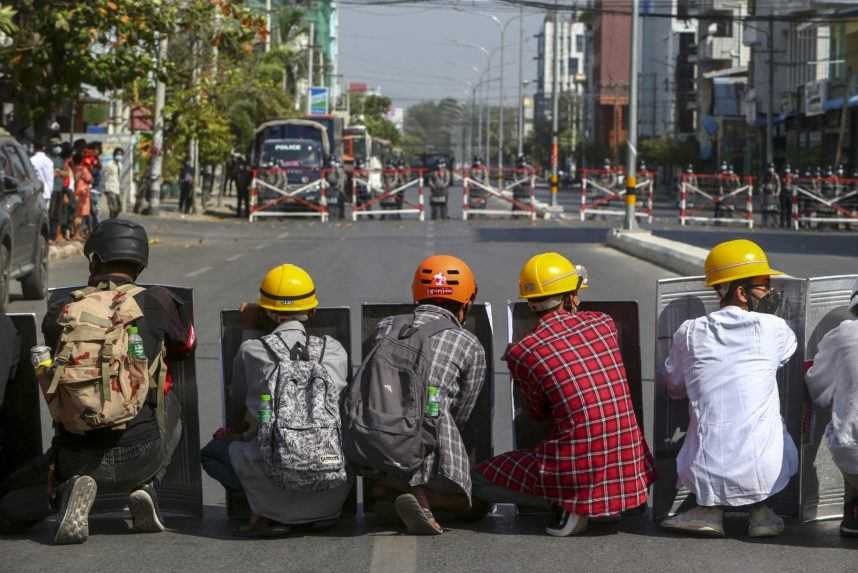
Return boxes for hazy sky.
[338,3,546,111]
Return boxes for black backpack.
[341,314,456,477]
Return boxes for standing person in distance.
[428,160,450,220]
[102,147,125,219]
[474,253,655,536]
[179,160,194,215]
[72,151,93,240]
[660,239,798,538]
[29,142,54,210]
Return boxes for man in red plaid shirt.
[474,252,655,536]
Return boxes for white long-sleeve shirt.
[664,306,799,506]
[29,151,54,201]
[806,318,858,476]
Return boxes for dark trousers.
[106,192,122,219]
[179,182,193,214]
[780,195,792,228]
[236,187,250,219]
[0,395,182,530]
[200,438,243,492]
[431,202,447,220]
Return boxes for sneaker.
[54,475,97,545]
[660,506,725,537]
[128,483,166,533]
[840,500,858,537]
[748,505,784,538]
[545,506,589,537]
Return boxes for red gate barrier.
[250,166,329,222]
[788,175,858,230]
[679,172,753,228]
[462,167,536,221]
[351,168,425,221]
[580,168,654,223]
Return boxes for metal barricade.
[360,303,495,512]
[0,314,41,482]
[351,168,425,221]
[800,275,858,522]
[506,301,644,452]
[580,168,654,223]
[789,176,858,230]
[462,168,536,221]
[44,286,203,518]
[652,276,806,520]
[679,173,754,228]
[250,167,329,222]
[219,307,353,519]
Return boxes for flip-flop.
[394,494,443,536]
[233,517,292,539]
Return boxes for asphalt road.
[2,196,855,573]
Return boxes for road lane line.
[369,536,417,573]
[254,243,270,251]
[225,254,242,262]
[185,266,213,278]
[277,232,289,239]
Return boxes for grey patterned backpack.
[257,332,347,492]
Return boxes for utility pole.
[765,14,774,168]
[517,5,525,157]
[265,0,272,53]
[550,6,560,208]
[835,65,852,167]
[498,24,506,188]
[306,21,315,114]
[149,32,168,216]
[623,0,640,230]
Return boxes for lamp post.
[623,0,640,230]
[519,80,530,157]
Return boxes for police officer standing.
[762,163,781,228]
[428,159,450,220]
[512,154,532,215]
[780,164,794,229]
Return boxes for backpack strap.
[398,314,458,340]
[149,344,168,436]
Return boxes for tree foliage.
[403,98,461,154]
[350,94,400,145]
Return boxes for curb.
[49,242,84,263]
[606,229,707,276]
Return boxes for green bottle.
[127,326,145,360]
[425,386,440,418]
[258,394,273,424]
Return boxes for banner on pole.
[310,86,330,115]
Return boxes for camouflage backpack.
[45,283,167,435]
[257,332,347,492]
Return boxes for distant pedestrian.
[179,161,193,214]
[235,160,252,219]
[72,151,92,240]
[85,143,102,229]
[780,165,794,228]
[29,142,54,209]
[102,148,125,219]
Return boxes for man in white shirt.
[29,142,54,208]
[661,239,798,538]
[805,277,858,537]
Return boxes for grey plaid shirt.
[377,304,487,499]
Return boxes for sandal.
[233,515,292,538]
[394,494,443,536]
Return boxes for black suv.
[0,135,49,310]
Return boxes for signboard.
[804,80,827,117]
[309,87,330,116]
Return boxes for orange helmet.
[412,255,477,305]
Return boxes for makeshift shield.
[48,285,202,518]
[219,307,352,519]
[652,276,807,520]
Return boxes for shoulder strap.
[414,315,459,339]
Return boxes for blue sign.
[309,87,329,115]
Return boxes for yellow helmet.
[258,263,319,312]
[704,239,782,287]
[518,252,587,299]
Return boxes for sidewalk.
[606,228,708,277]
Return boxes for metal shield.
[506,301,644,451]
[0,314,42,481]
[219,307,352,519]
[652,276,807,520]
[360,303,495,510]
[800,275,858,522]
[47,285,202,518]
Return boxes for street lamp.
[519,80,530,158]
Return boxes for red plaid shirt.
[478,310,655,516]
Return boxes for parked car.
[0,133,50,310]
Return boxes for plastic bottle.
[258,394,273,424]
[425,386,440,418]
[128,326,145,360]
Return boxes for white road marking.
[254,243,270,250]
[185,266,212,278]
[225,254,242,262]
[369,536,417,573]
[277,232,289,239]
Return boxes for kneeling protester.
[202,264,351,537]
[474,253,655,536]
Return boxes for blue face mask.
[115,155,124,163]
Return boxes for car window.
[2,144,28,182]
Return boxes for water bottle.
[258,394,273,424]
[425,386,440,418]
[128,326,145,360]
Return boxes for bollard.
[462,176,469,221]
[320,179,329,223]
[580,176,588,222]
[624,175,638,230]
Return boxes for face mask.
[748,288,782,315]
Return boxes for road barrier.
[580,168,654,223]
[250,167,329,222]
[462,168,536,221]
[351,168,425,221]
[788,175,858,230]
[679,173,754,228]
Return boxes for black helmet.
[84,219,149,270]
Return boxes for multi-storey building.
[591,9,631,161]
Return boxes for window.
[569,58,580,76]
[576,34,585,54]
[711,12,733,38]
